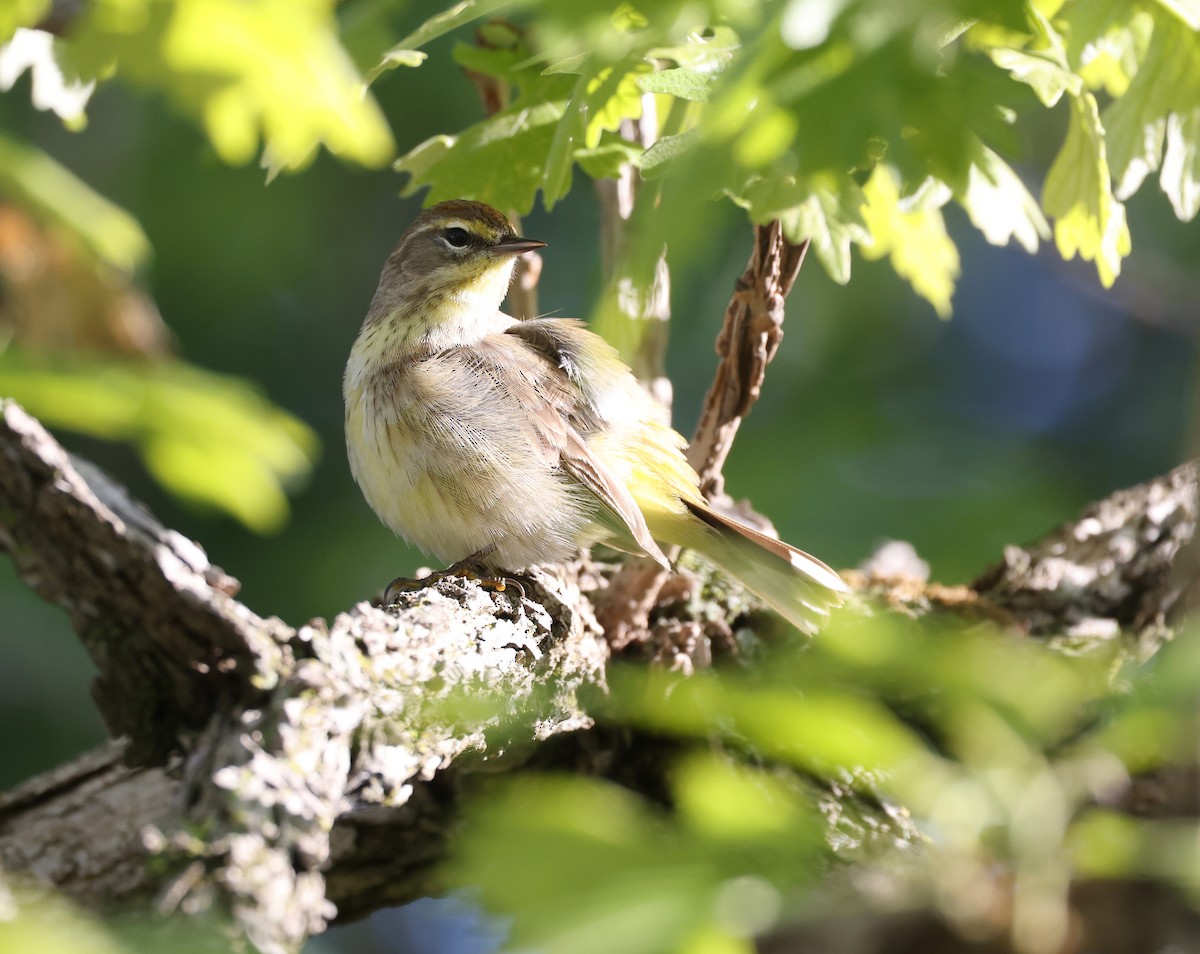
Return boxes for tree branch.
[0,399,607,953]
[2,398,1197,954]
[687,221,809,500]
[597,221,809,644]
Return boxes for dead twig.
[688,221,809,499]
[599,220,810,645]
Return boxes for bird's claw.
[381,546,526,606]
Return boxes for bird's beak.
[491,235,547,256]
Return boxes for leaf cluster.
[384,0,1200,313]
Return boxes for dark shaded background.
[1,16,1196,954]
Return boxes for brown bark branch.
[2,398,1198,954]
[687,221,809,499]
[0,399,608,953]
[597,221,810,644]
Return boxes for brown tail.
[682,499,847,633]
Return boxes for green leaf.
[1060,0,1147,96]
[1043,91,1131,287]
[1161,106,1200,218]
[673,754,821,844]
[636,129,700,178]
[451,40,526,80]
[861,164,960,317]
[988,2,1079,107]
[989,47,1082,106]
[959,142,1050,253]
[542,74,586,207]
[0,352,318,532]
[1103,13,1200,210]
[585,61,648,148]
[451,775,716,954]
[0,0,48,46]
[59,0,394,173]
[0,132,150,274]
[727,172,869,284]
[783,182,869,284]
[0,26,94,127]
[573,137,643,179]
[395,99,569,213]
[636,67,715,101]
[648,25,741,71]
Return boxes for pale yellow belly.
[345,373,592,570]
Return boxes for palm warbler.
[344,200,846,632]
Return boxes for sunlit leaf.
[959,142,1050,253]
[727,172,869,284]
[860,164,960,317]
[396,99,568,213]
[0,0,49,47]
[584,61,648,148]
[1061,0,1148,97]
[0,27,95,127]
[988,47,1081,107]
[59,0,393,173]
[1161,106,1200,218]
[1043,91,1130,287]
[989,2,1078,106]
[1103,13,1200,213]
[648,25,741,72]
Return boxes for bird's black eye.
[443,227,470,248]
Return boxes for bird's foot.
[381,545,526,605]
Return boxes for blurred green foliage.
[0,350,317,530]
[0,885,232,954]
[449,613,1200,954]
[0,133,148,272]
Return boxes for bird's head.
[379,200,545,314]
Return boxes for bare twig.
[688,221,809,499]
[598,219,809,644]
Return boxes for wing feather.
[498,320,671,569]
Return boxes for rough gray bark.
[974,460,1197,643]
[0,399,607,953]
[2,397,1198,954]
